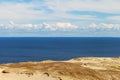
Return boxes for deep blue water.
[0,37,120,63]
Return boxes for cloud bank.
[0,21,78,31]
[1,21,120,32]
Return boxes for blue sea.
[0,37,120,63]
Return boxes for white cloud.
[43,22,78,31]
[0,21,78,31]
[43,23,57,31]
[56,22,78,31]
[89,23,97,28]
[1,21,120,32]
[89,23,120,30]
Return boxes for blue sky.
[0,0,120,37]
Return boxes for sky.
[0,0,120,37]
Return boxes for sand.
[0,57,120,80]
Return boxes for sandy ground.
[0,57,120,80]
[0,68,61,80]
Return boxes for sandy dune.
[0,57,120,80]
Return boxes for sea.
[0,37,120,64]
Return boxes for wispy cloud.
[45,0,120,13]
[1,0,120,22]
[107,16,120,21]
[68,11,120,19]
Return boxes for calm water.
[0,37,120,63]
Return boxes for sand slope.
[0,57,120,80]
